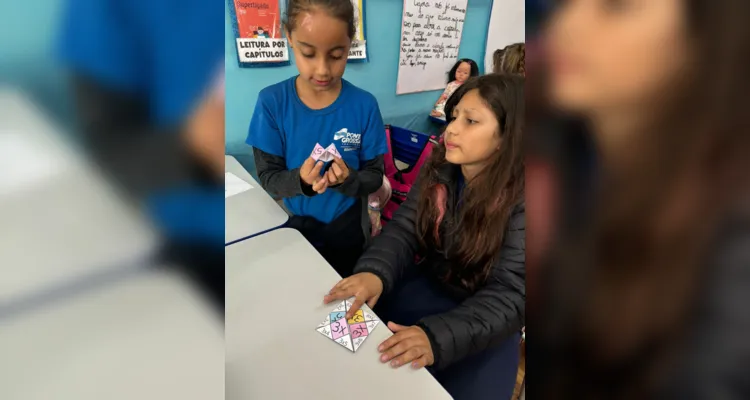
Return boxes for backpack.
[381,125,438,225]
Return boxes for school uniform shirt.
[247,77,388,224]
[57,0,224,246]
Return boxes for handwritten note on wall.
[396,0,469,95]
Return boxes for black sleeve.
[418,203,526,370]
[252,147,317,198]
[70,73,205,202]
[330,155,385,198]
[353,175,423,294]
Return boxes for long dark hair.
[447,58,479,83]
[533,0,750,398]
[417,74,525,291]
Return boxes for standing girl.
[325,74,525,400]
[247,0,387,277]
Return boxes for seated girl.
[325,74,525,400]
[430,58,479,119]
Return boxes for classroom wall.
[225,0,494,156]
[0,0,72,129]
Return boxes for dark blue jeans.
[376,270,520,400]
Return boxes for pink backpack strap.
[383,125,399,179]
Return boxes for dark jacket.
[355,164,525,370]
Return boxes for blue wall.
[225,0,493,155]
[0,0,73,129]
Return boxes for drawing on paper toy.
[316,300,380,352]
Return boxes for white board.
[485,0,525,74]
[396,0,469,95]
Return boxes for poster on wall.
[395,0,469,95]
[228,0,290,67]
[348,0,368,62]
[485,0,525,73]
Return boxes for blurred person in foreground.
[528,0,750,398]
[57,0,225,309]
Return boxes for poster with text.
[229,0,290,66]
[348,0,368,61]
[395,0,469,94]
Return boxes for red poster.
[233,0,282,39]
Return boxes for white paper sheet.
[225,172,253,198]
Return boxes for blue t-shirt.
[58,0,224,247]
[247,77,387,224]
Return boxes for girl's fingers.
[326,169,338,185]
[390,348,423,368]
[313,178,328,193]
[378,331,408,354]
[346,296,367,319]
[332,162,344,179]
[324,287,353,303]
[410,355,429,369]
[380,337,417,363]
[387,321,409,332]
[329,278,350,294]
[310,160,324,178]
[333,157,348,172]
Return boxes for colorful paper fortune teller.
[316,299,380,352]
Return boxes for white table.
[0,89,158,307]
[225,155,288,244]
[225,228,453,400]
[0,269,224,400]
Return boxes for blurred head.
[284,0,355,93]
[536,1,750,396]
[547,0,693,117]
[417,74,525,290]
[448,59,479,83]
[494,43,526,75]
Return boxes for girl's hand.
[324,272,383,319]
[378,322,434,369]
[300,157,328,194]
[430,110,442,117]
[326,157,350,186]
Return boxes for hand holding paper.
[326,157,349,186]
[299,157,328,194]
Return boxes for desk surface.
[0,270,224,400]
[0,89,158,306]
[225,155,288,244]
[225,228,452,400]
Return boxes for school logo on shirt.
[333,128,362,151]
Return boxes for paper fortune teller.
[310,143,341,163]
[316,299,380,352]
